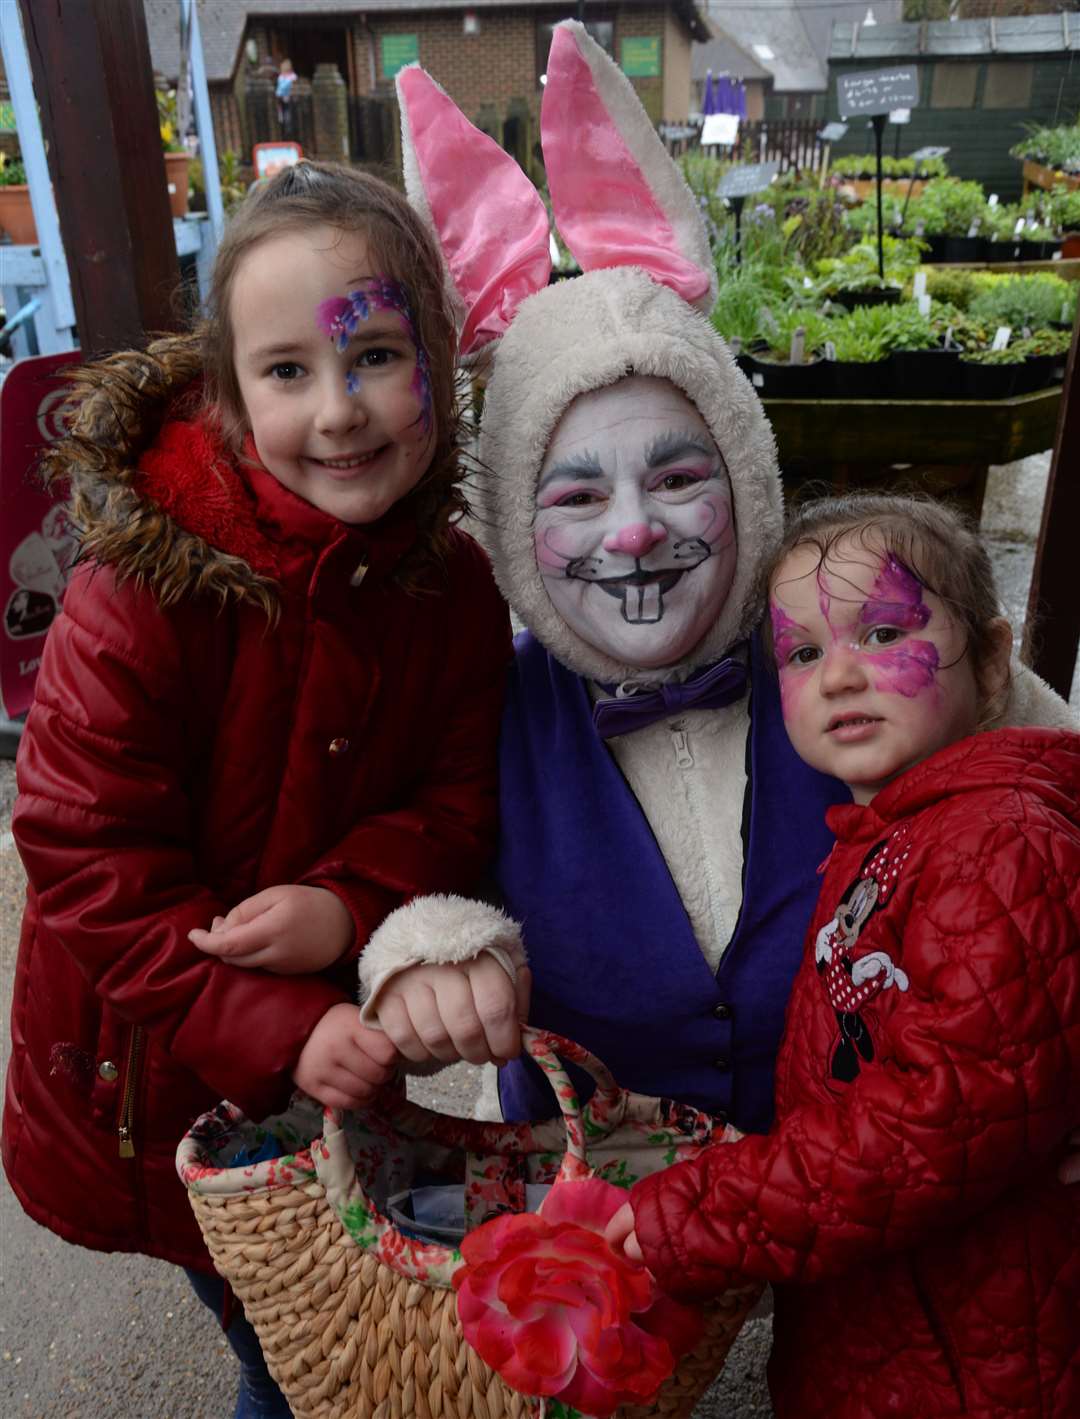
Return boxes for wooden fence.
[733,120,824,174]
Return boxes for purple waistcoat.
[496,630,847,1134]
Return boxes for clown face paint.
[769,537,982,803]
[534,377,737,669]
[231,226,435,525]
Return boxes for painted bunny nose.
[603,522,667,557]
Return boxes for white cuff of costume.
[358,894,526,1026]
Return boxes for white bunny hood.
[399,20,783,683]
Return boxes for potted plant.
[158,88,190,219]
[744,305,831,397]
[1010,329,1072,395]
[824,303,895,398]
[959,345,1025,401]
[968,273,1077,336]
[887,305,954,399]
[0,155,36,245]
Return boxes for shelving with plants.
[0,154,36,245]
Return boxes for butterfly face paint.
[317,277,433,432]
[769,537,982,803]
[533,376,737,671]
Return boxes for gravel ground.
[0,451,1075,1417]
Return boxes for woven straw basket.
[177,1029,759,1419]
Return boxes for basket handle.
[325,1027,625,1174]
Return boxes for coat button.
[98,1060,119,1081]
[713,1056,731,1072]
[328,737,350,755]
[713,1003,733,1021]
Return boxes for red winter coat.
[3,392,510,1272]
[632,728,1080,1419]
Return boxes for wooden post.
[1024,321,1080,700]
[16,0,181,356]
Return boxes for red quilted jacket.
[3,392,510,1271]
[633,728,1080,1419]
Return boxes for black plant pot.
[828,359,892,399]
[829,286,901,312]
[1012,355,1055,396]
[960,361,1018,400]
[744,355,828,398]
[942,236,987,264]
[917,233,948,263]
[890,348,961,400]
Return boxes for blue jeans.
[185,1268,293,1418]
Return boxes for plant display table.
[765,386,1061,521]
[1022,160,1080,197]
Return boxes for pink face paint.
[866,640,940,698]
[770,600,812,717]
[316,278,433,429]
[860,554,931,631]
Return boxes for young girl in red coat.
[608,493,1080,1419]
[2,161,513,1418]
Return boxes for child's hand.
[293,1003,401,1109]
[187,884,353,973]
[604,1201,644,1264]
[375,957,532,1068]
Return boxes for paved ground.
[0,452,1075,1417]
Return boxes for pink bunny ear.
[541,22,716,312]
[397,65,552,358]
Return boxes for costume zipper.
[118,1026,144,1158]
[671,722,694,769]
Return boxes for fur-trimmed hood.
[41,336,281,617]
[477,267,782,684]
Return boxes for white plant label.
[913,271,927,299]
[824,340,837,362]
[991,326,1012,352]
[789,327,806,366]
[988,194,999,207]
[918,293,932,317]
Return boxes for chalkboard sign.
[716,161,779,200]
[837,66,919,119]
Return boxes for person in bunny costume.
[358,22,1075,1133]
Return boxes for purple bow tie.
[592,651,749,739]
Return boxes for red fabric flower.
[453,1177,702,1417]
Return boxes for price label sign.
[837,66,919,119]
[819,122,848,144]
[716,161,780,200]
[701,113,739,147]
[910,145,949,163]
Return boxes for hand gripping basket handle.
[325,1026,626,1174]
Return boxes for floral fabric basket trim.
[176,1031,733,1291]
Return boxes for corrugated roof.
[146,0,708,84]
[830,13,1080,62]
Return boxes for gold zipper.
[118,1025,144,1158]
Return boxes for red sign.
[0,351,81,717]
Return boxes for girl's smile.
[230,226,435,525]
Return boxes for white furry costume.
[361,22,1075,1122]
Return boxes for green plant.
[905,178,987,237]
[1014,329,1072,358]
[969,274,1077,332]
[923,267,977,310]
[961,345,1027,366]
[927,304,993,354]
[710,271,772,349]
[1010,120,1080,175]
[1047,184,1080,232]
[756,303,832,363]
[0,155,27,186]
[188,149,248,216]
[157,87,184,152]
[825,304,893,363]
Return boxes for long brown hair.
[201,160,467,576]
